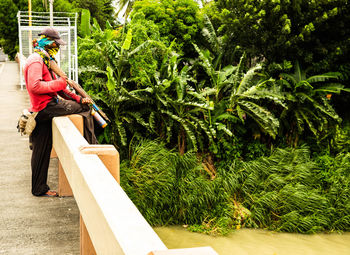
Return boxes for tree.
[214,0,350,71]
[0,0,19,59]
[213,0,350,122]
[130,0,201,56]
[115,0,135,19]
[78,14,215,155]
[31,0,74,12]
[73,0,114,29]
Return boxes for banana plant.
[194,14,286,139]
[278,61,346,145]
[193,43,285,139]
[147,52,214,154]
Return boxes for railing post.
[57,114,84,197]
[79,144,120,255]
[80,215,96,255]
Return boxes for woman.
[24,27,97,197]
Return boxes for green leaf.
[116,121,127,146]
[239,101,279,138]
[128,40,151,56]
[80,9,91,38]
[106,66,116,91]
[306,72,341,83]
[313,83,344,94]
[92,18,101,32]
[122,28,133,51]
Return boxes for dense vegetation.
[121,140,350,234]
[75,0,350,235]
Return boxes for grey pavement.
[0,62,79,255]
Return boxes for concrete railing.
[52,115,218,255]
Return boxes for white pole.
[74,12,78,83]
[28,0,32,55]
[17,11,24,90]
[68,18,71,80]
[50,0,54,26]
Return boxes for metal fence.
[17,11,78,89]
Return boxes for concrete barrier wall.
[52,116,218,255]
[52,116,167,254]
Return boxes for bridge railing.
[52,115,218,255]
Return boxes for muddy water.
[154,226,350,255]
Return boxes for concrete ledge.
[52,116,167,254]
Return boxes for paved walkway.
[0,62,79,255]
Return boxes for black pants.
[31,99,98,196]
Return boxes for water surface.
[154,226,350,255]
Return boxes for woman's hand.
[81,97,92,104]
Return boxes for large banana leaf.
[80,9,91,38]
[238,100,280,138]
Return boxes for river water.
[154,226,350,255]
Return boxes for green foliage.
[214,0,350,70]
[115,0,135,19]
[243,140,270,161]
[193,43,285,139]
[326,153,350,230]
[330,123,350,153]
[121,140,350,234]
[78,15,223,154]
[131,0,201,55]
[225,145,350,233]
[31,0,75,12]
[278,61,345,145]
[121,139,232,234]
[74,0,114,29]
[80,9,91,38]
[75,0,350,236]
[0,0,19,59]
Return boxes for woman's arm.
[57,89,82,103]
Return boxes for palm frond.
[293,111,304,134]
[149,112,156,133]
[241,89,287,108]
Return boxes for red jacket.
[24,53,81,112]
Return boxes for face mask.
[47,46,59,57]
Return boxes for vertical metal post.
[50,0,54,26]
[17,11,24,90]
[28,0,32,55]
[68,18,71,80]
[74,12,78,83]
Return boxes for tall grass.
[120,140,350,235]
